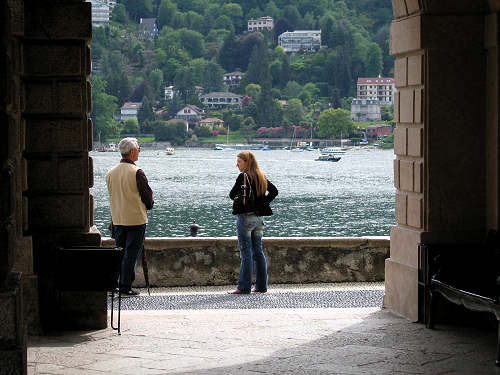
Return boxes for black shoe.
[120,288,140,296]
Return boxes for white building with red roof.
[357,77,395,104]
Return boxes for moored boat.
[315,154,341,162]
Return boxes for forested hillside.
[91,0,394,142]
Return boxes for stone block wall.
[387,1,492,321]
[102,237,390,287]
[1,1,29,373]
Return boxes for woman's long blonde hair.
[238,151,267,196]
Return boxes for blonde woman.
[228,151,278,294]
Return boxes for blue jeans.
[236,215,267,292]
[113,224,146,291]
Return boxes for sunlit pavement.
[28,283,500,374]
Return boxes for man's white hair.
[118,137,138,156]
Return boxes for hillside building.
[176,105,203,128]
[86,0,110,27]
[350,99,381,122]
[357,77,395,104]
[278,30,321,53]
[120,102,141,122]
[138,18,159,39]
[223,72,244,90]
[200,92,242,109]
[247,17,274,32]
[365,124,393,140]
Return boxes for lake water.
[91,147,395,238]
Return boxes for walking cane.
[141,245,151,296]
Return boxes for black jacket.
[229,173,278,216]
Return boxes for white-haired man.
[106,137,154,296]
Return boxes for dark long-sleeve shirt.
[230,173,278,215]
[120,159,154,210]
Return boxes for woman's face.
[237,157,248,172]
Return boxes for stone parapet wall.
[102,237,390,287]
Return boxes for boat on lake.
[213,143,262,150]
[315,154,341,162]
[97,142,117,152]
[166,147,175,155]
[321,146,346,155]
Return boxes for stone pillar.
[485,12,500,230]
[386,2,489,320]
[1,1,28,373]
[22,1,102,331]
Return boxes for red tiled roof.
[357,77,394,84]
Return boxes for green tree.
[240,117,255,142]
[174,66,194,104]
[241,41,268,87]
[122,0,153,22]
[106,72,131,104]
[137,96,155,125]
[157,0,177,29]
[283,98,306,126]
[153,120,187,144]
[122,118,140,135]
[111,3,128,23]
[317,108,354,139]
[282,81,301,99]
[220,3,244,33]
[214,15,234,33]
[149,68,164,98]
[245,83,261,99]
[381,103,394,122]
[365,42,383,77]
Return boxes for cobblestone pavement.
[28,283,500,375]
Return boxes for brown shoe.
[227,289,250,294]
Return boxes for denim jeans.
[113,224,146,291]
[236,215,267,292]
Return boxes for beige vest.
[106,162,148,225]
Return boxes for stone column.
[0,0,28,373]
[386,3,488,320]
[485,11,500,230]
[22,1,102,331]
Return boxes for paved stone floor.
[28,283,500,374]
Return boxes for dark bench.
[419,235,500,366]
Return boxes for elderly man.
[106,137,154,296]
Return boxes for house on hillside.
[199,118,224,131]
[350,99,381,122]
[278,30,321,53]
[365,124,392,140]
[199,92,242,109]
[164,85,174,100]
[223,72,244,90]
[138,18,159,39]
[247,16,274,32]
[86,0,110,27]
[357,77,395,105]
[175,105,203,128]
[120,102,141,122]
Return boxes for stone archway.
[386,0,499,320]
[2,0,500,373]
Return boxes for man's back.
[106,162,147,226]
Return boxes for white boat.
[321,147,346,155]
[315,154,341,162]
[166,147,175,155]
[97,142,117,152]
